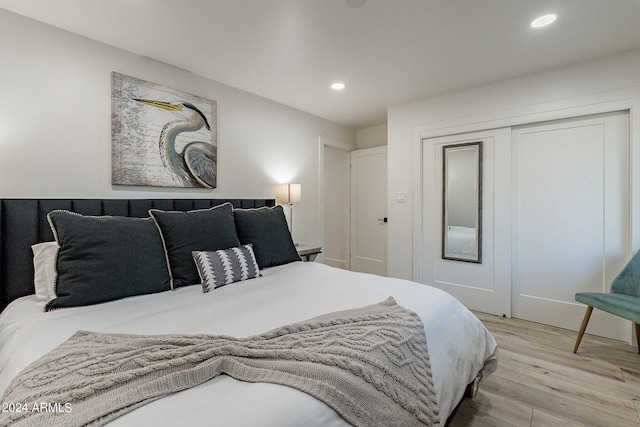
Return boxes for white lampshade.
[277,183,301,204]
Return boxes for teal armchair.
[573,250,640,354]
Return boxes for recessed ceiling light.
[331,82,346,90]
[531,13,557,28]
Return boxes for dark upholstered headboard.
[0,198,275,312]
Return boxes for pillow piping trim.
[149,213,177,291]
[45,211,64,310]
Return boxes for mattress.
[0,262,497,426]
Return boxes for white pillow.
[31,241,59,302]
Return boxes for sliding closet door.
[422,129,512,317]
[512,111,630,340]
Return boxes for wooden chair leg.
[573,306,594,353]
[635,323,640,354]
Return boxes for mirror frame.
[442,141,483,263]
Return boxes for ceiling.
[1,0,639,129]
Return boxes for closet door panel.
[513,112,629,340]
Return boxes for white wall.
[356,124,387,149]
[388,49,640,279]
[0,10,355,247]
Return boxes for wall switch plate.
[396,192,407,203]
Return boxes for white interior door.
[512,111,630,340]
[323,144,350,269]
[351,147,387,276]
[422,129,512,316]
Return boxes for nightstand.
[296,244,322,262]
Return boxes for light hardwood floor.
[450,312,640,427]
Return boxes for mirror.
[442,141,482,263]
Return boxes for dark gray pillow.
[149,203,240,289]
[45,210,171,311]
[233,205,301,269]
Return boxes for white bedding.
[0,262,497,426]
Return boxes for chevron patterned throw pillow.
[192,244,261,292]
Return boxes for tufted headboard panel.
[0,198,275,312]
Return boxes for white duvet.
[0,262,497,426]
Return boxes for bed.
[0,198,497,427]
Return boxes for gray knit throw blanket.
[0,297,440,427]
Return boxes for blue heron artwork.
[111,72,217,188]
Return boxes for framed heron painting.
[111,72,218,188]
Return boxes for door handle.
[377,217,388,223]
